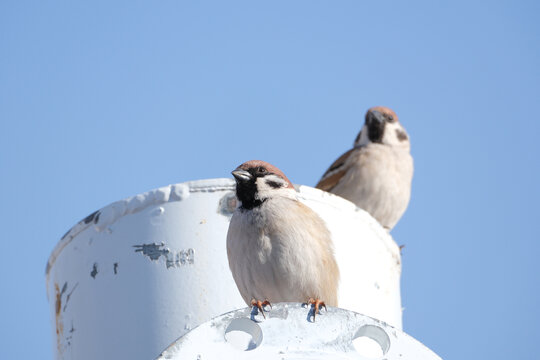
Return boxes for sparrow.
[316,106,413,230]
[227,160,339,320]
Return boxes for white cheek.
[383,123,408,147]
[355,125,370,146]
[254,177,276,199]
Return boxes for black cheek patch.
[265,180,282,189]
[395,129,408,142]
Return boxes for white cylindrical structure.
[46,178,402,360]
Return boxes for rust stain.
[55,283,61,316]
[55,283,65,356]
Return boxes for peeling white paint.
[90,263,98,279]
[133,243,195,269]
[170,183,189,201]
[45,180,231,285]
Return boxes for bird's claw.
[251,299,272,319]
[307,298,327,321]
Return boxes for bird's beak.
[231,169,253,182]
[368,110,385,124]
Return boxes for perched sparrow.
[316,106,413,230]
[227,160,339,319]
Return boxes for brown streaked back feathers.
[315,149,355,192]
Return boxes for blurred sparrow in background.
[316,106,413,230]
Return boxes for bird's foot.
[250,299,272,319]
[306,298,327,321]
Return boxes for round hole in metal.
[224,318,263,351]
[352,324,390,358]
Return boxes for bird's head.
[354,106,410,149]
[231,160,295,210]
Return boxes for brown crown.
[236,160,294,189]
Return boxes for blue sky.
[1,1,539,359]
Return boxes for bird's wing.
[315,148,356,192]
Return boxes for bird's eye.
[387,115,394,122]
[257,167,267,174]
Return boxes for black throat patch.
[235,179,264,210]
[368,121,385,143]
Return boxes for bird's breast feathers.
[226,197,339,305]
